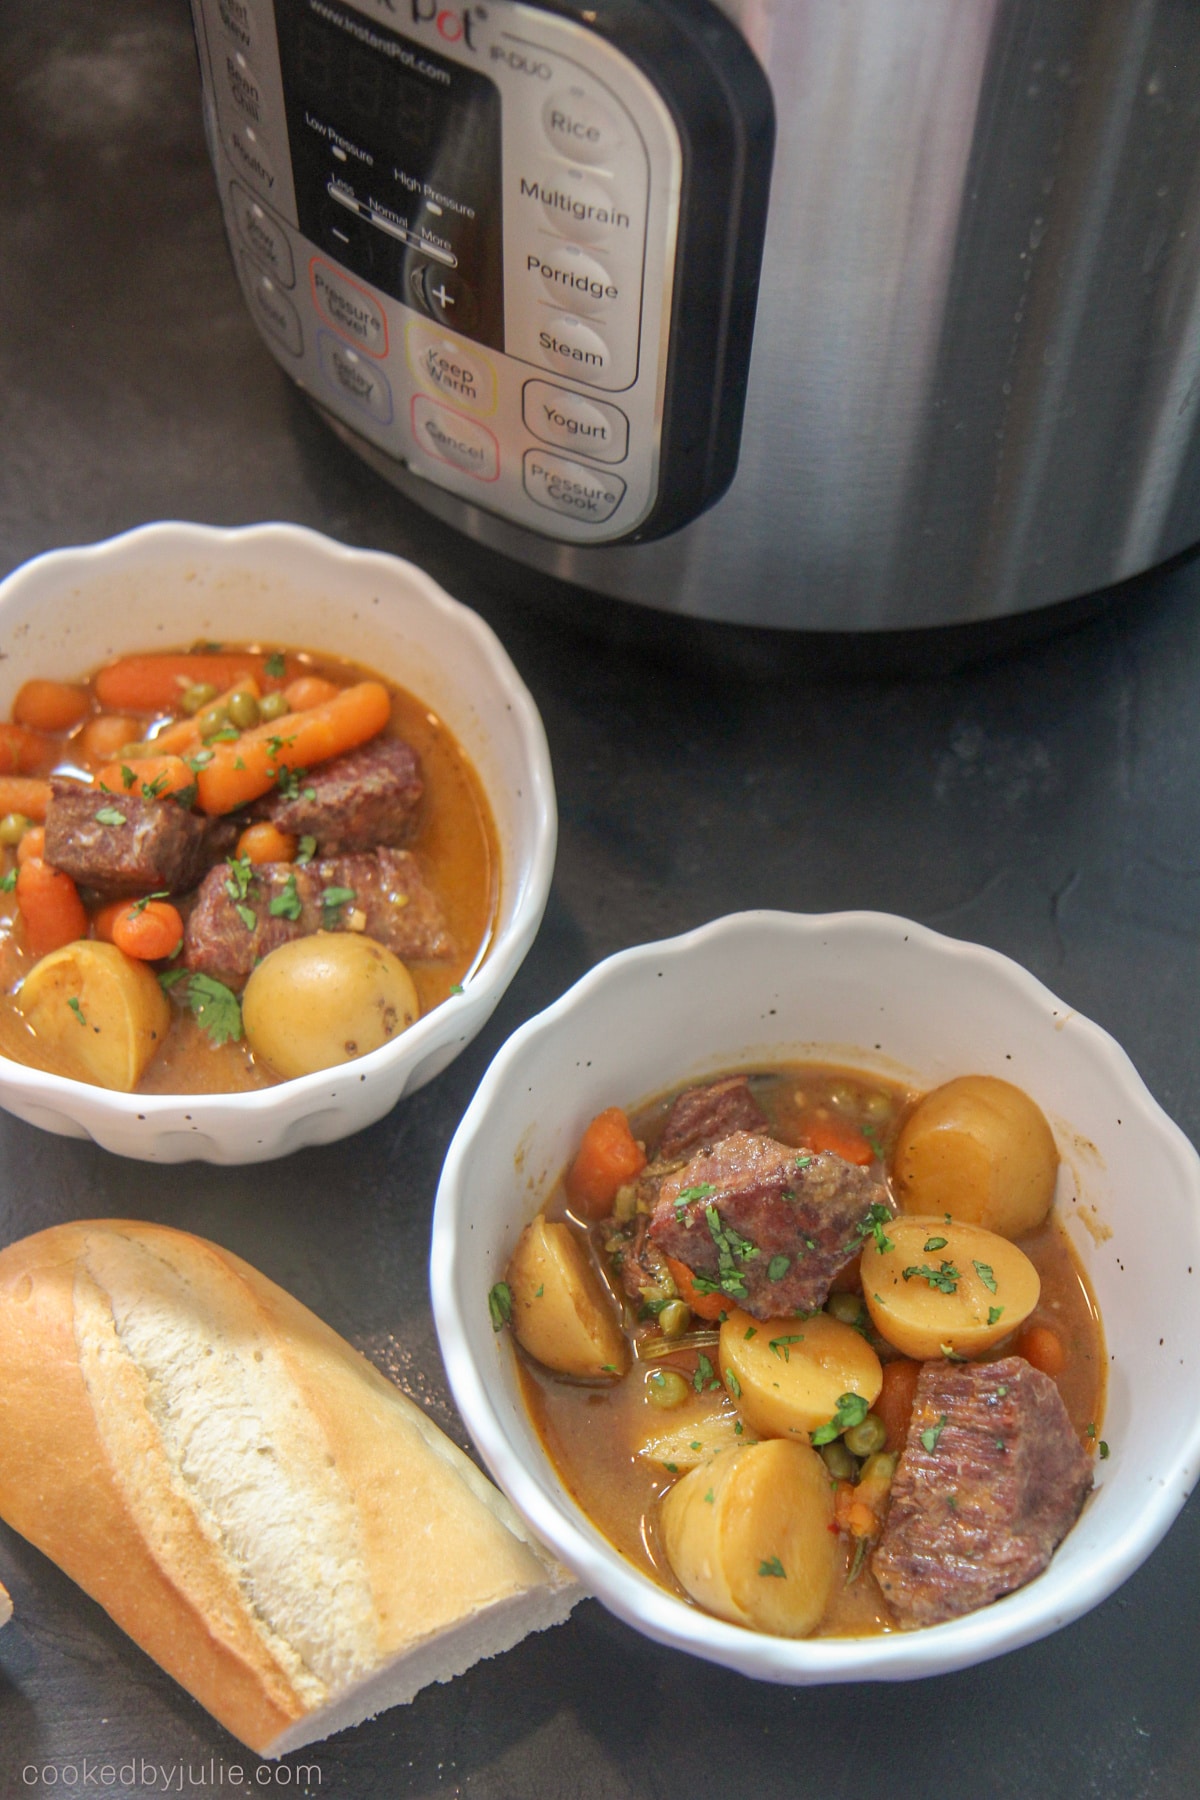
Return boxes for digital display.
[274,0,504,348]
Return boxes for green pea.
[826,1291,863,1327]
[827,1082,857,1112]
[0,813,30,846]
[180,681,219,716]
[646,1369,689,1410]
[658,1299,692,1339]
[844,1412,888,1458]
[118,742,152,760]
[259,691,290,723]
[226,689,261,730]
[863,1091,893,1120]
[820,1440,858,1481]
[197,703,230,741]
[859,1451,897,1484]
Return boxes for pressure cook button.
[527,244,619,315]
[406,321,497,413]
[536,315,612,383]
[523,381,628,463]
[241,257,302,356]
[318,331,393,424]
[230,181,294,286]
[222,48,265,124]
[523,450,625,523]
[310,258,388,357]
[217,0,258,53]
[412,396,499,481]
[528,167,638,246]
[541,86,624,167]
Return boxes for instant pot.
[191,0,1200,630]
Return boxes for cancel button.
[523,449,626,523]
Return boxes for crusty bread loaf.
[0,1221,576,1754]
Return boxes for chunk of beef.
[658,1076,769,1159]
[615,1211,676,1305]
[871,1356,1093,1628]
[254,737,422,855]
[44,779,237,899]
[648,1131,885,1319]
[183,847,454,984]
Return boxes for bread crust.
[0,1222,572,1752]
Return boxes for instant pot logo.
[403,1,486,49]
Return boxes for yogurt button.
[412,397,499,481]
[241,257,302,356]
[541,86,625,167]
[536,315,612,384]
[523,449,625,522]
[527,244,619,315]
[318,331,393,424]
[227,120,277,199]
[523,381,628,463]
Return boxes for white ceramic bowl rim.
[432,909,1200,1683]
[0,521,556,1157]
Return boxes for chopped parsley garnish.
[180,973,243,1047]
[264,652,286,679]
[987,1306,1004,1326]
[1085,1422,1096,1438]
[704,1488,714,1504]
[94,806,126,827]
[158,968,188,991]
[758,1557,786,1579]
[296,834,317,865]
[664,1462,678,1474]
[940,1342,966,1361]
[767,1253,791,1282]
[811,1392,870,1446]
[449,981,464,995]
[725,1368,742,1399]
[743,1325,758,1340]
[120,764,136,789]
[141,771,169,800]
[535,1284,544,1298]
[224,855,255,903]
[903,1260,961,1294]
[690,1441,703,1452]
[794,1153,813,1169]
[184,748,214,771]
[856,1202,895,1255]
[67,997,87,1027]
[274,763,308,802]
[847,1538,870,1584]
[268,874,302,922]
[693,1353,721,1394]
[487,1282,512,1331]
[862,1125,884,1161]
[768,1333,807,1363]
[209,726,239,743]
[920,1414,949,1453]
[235,903,257,932]
[973,1260,998,1294]
[1099,1440,1110,1460]
[0,869,16,893]
[130,891,169,916]
[703,1202,758,1299]
[674,1182,716,1211]
[321,883,356,925]
[923,1235,948,1253]
[172,781,198,809]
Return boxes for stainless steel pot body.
[335,0,1200,629]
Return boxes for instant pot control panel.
[190,0,773,544]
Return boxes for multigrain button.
[412,397,499,481]
[523,381,628,463]
[527,244,619,314]
[536,315,611,383]
[222,48,265,124]
[227,120,277,199]
[318,331,393,423]
[523,449,625,522]
[310,258,388,356]
[541,86,624,167]
[406,320,496,413]
[241,257,302,356]
[524,167,637,246]
[230,181,294,286]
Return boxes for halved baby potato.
[660,1439,838,1636]
[506,1214,630,1380]
[893,1074,1058,1240]
[861,1213,1040,1359]
[718,1308,882,1443]
[636,1386,745,1471]
[18,940,170,1092]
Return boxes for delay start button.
[523,449,626,523]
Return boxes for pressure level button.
[541,87,624,167]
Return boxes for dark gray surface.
[3,5,1200,1797]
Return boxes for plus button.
[430,282,455,310]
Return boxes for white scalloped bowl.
[432,910,1200,1682]
[0,522,556,1162]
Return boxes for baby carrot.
[875,1357,922,1453]
[565,1105,648,1217]
[803,1117,875,1166]
[111,899,184,962]
[16,827,45,866]
[13,680,90,733]
[195,681,391,815]
[1013,1324,1067,1378]
[76,715,142,767]
[94,653,298,712]
[91,900,127,944]
[663,1254,727,1323]
[236,821,298,865]
[0,722,51,777]
[16,859,88,956]
[284,675,341,712]
[95,755,197,803]
[0,778,51,822]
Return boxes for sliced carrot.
[76,714,142,767]
[284,675,341,712]
[565,1105,648,1218]
[0,778,51,822]
[95,755,197,803]
[236,821,298,865]
[16,859,87,956]
[16,827,45,866]
[0,722,52,777]
[111,899,184,962]
[91,900,127,944]
[195,681,391,816]
[663,1254,728,1323]
[146,676,262,756]
[13,680,91,733]
[803,1116,875,1166]
[875,1357,921,1453]
[1013,1324,1067,1378]
[93,653,298,712]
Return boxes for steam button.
[523,449,625,523]
[536,315,612,384]
[541,87,624,167]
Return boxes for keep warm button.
[523,449,625,523]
